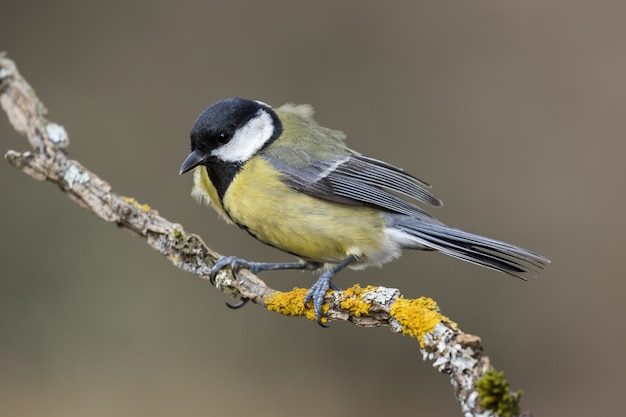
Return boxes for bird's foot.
[209,256,318,310]
[209,256,262,285]
[209,256,263,309]
[304,272,340,328]
[303,255,357,327]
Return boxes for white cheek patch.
[211,110,275,162]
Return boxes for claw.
[209,256,242,285]
[226,297,250,309]
[304,271,335,327]
[209,256,253,310]
[305,275,335,327]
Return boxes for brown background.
[1,1,624,416]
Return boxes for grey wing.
[263,153,442,220]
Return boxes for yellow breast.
[209,157,386,263]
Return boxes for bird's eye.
[217,131,232,144]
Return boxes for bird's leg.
[209,256,321,284]
[209,256,322,308]
[304,255,357,327]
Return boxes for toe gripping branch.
[209,256,255,309]
[208,255,357,326]
[303,255,357,327]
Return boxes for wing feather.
[262,152,442,220]
[335,155,442,207]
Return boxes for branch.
[0,53,529,417]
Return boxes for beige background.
[1,1,624,416]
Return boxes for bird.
[179,97,549,326]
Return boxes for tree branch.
[1,52,529,417]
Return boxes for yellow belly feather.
[194,158,385,264]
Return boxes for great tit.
[180,97,549,325]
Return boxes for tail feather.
[391,218,550,279]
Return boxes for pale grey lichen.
[361,286,397,305]
[46,122,69,147]
[63,163,90,189]
[416,322,496,417]
[388,317,403,333]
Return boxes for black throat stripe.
[205,159,243,202]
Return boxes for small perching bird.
[179,98,549,326]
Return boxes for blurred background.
[1,1,624,416]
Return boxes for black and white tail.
[390,216,550,279]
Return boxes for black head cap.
[191,98,279,153]
[180,98,282,174]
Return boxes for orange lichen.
[390,296,456,347]
[265,288,324,322]
[339,284,375,317]
[123,197,151,211]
